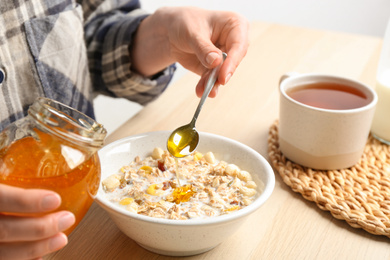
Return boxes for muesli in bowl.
[95,131,274,256]
[102,147,258,220]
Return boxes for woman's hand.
[0,184,75,260]
[131,6,249,97]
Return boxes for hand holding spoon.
[167,52,227,158]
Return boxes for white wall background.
[94,0,390,134]
[142,0,390,37]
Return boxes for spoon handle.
[191,52,227,125]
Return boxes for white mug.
[278,73,377,170]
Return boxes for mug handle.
[279,72,300,86]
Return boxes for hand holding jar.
[0,98,107,259]
[0,184,75,259]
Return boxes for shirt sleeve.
[82,0,176,105]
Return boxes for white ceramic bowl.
[95,131,275,256]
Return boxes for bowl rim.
[95,130,275,226]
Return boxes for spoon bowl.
[167,53,227,157]
[167,121,199,158]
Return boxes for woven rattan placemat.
[268,121,390,238]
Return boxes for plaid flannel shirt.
[0,0,175,132]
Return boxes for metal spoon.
[167,52,227,158]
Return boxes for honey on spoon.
[166,53,226,202]
[167,52,227,158]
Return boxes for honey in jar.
[0,97,106,234]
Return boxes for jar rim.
[28,97,107,148]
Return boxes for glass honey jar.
[0,97,107,234]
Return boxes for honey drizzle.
[171,157,196,204]
[171,184,196,204]
[174,157,181,187]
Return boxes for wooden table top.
[46,21,390,260]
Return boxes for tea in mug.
[286,82,370,110]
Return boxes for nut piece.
[237,170,252,181]
[225,164,240,177]
[239,186,257,197]
[193,152,203,161]
[102,174,121,192]
[152,147,164,160]
[126,202,139,213]
[203,152,215,164]
[245,180,257,189]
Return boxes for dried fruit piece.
[157,160,166,171]
[169,181,177,189]
[120,197,134,205]
[139,165,153,174]
[120,165,131,173]
[224,205,240,212]
[162,181,170,190]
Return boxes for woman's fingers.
[0,233,68,260]
[216,14,249,86]
[0,184,61,213]
[0,211,74,260]
[0,211,75,242]
[188,9,248,93]
[195,70,221,98]
[0,185,73,259]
